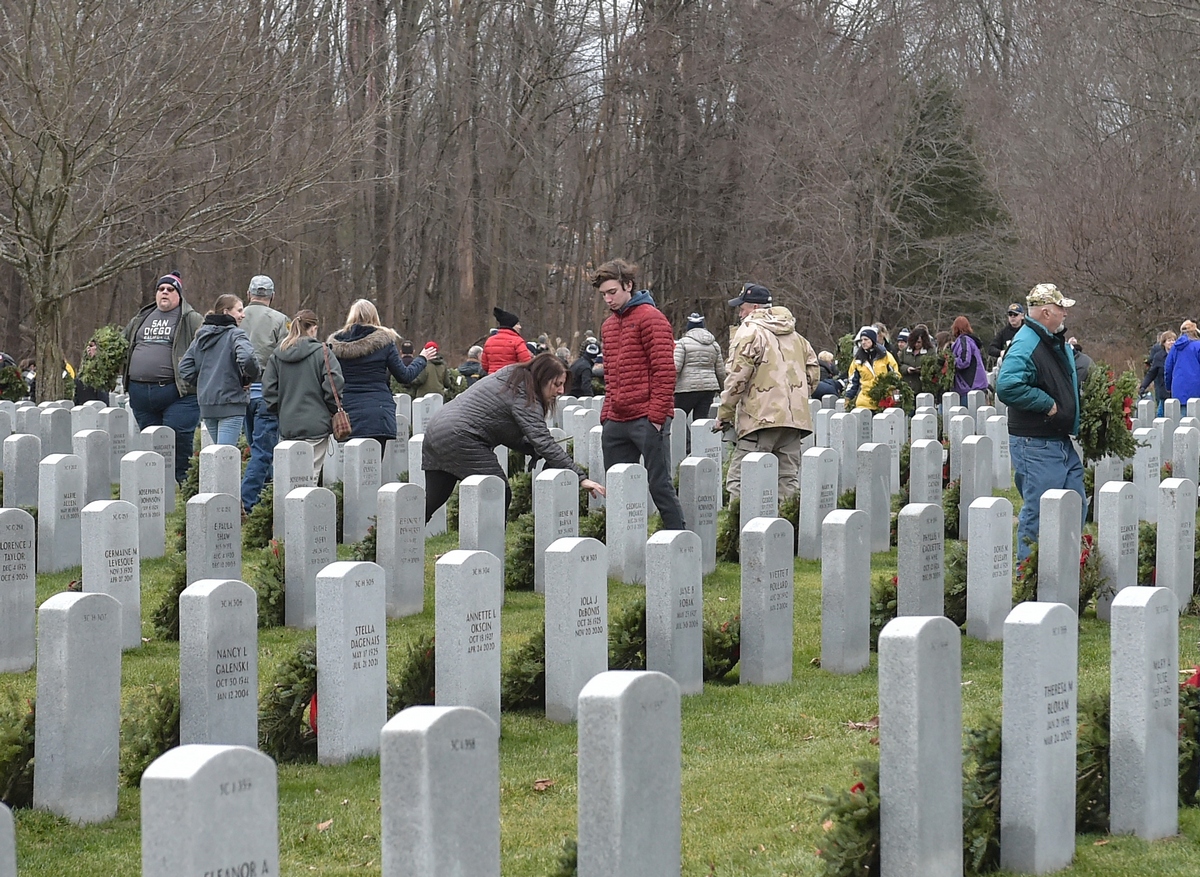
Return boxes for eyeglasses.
[1007,312,1021,317]
[157,285,176,292]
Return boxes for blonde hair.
[1182,321,1199,340]
[343,299,382,331]
[210,294,242,316]
[281,310,318,350]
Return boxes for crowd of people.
[29,262,1132,566]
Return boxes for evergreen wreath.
[76,325,130,392]
[942,480,961,540]
[248,540,286,628]
[608,599,648,670]
[865,369,913,412]
[446,486,460,533]
[702,615,741,681]
[1078,534,1105,613]
[715,498,741,563]
[258,639,318,764]
[578,508,606,542]
[242,484,274,552]
[919,349,955,396]
[1077,365,1139,465]
[388,633,436,714]
[500,625,546,711]
[810,759,881,877]
[0,693,35,809]
[351,522,377,562]
[868,574,898,651]
[961,714,1001,874]
[0,367,25,403]
[151,553,190,641]
[837,489,856,510]
[943,540,968,627]
[508,472,533,520]
[835,333,856,378]
[504,512,536,590]
[119,681,180,787]
[549,837,578,877]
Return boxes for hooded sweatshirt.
[674,327,726,393]
[177,315,260,418]
[262,336,345,440]
[716,306,819,438]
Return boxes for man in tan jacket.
[714,283,819,501]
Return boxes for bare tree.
[0,0,372,398]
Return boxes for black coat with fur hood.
[327,324,426,439]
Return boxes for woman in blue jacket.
[1165,321,1200,407]
[178,294,260,445]
[327,299,435,454]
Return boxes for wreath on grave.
[868,575,898,651]
[835,334,856,378]
[0,367,25,403]
[578,507,606,542]
[150,554,190,641]
[703,615,741,681]
[388,633,436,714]
[919,349,955,396]
[249,539,286,628]
[120,681,180,787]
[1077,365,1139,465]
[0,693,35,809]
[76,325,130,393]
[258,639,318,764]
[508,472,533,520]
[608,599,648,671]
[504,512,536,590]
[811,759,881,877]
[242,484,274,552]
[351,522,377,562]
[715,498,741,563]
[500,624,547,711]
[865,369,913,412]
[942,480,961,540]
[943,540,968,627]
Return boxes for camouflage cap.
[1026,283,1075,308]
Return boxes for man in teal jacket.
[996,283,1085,561]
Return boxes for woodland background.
[1,0,1197,398]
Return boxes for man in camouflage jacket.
[715,283,819,501]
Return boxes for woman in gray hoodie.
[262,310,345,478]
[178,294,260,445]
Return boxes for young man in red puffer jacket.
[593,258,686,530]
[481,306,532,374]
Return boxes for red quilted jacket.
[481,328,532,374]
[600,294,677,425]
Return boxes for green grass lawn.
[8,492,1200,876]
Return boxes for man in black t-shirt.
[122,273,203,483]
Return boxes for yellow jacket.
[848,352,899,410]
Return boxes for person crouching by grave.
[568,340,600,396]
[713,283,818,501]
[178,294,260,446]
[996,283,1085,562]
[327,299,432,457]
[481,306,532,374]
[845,326,900,411]
[950,315,989,406]
[123,272,204,484]
[262,310,344,478]
[673,312,725,425]
[421,352,605,521]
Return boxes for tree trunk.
[34,277,69,403]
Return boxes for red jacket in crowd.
[600,291,676,426]
[481,328,532,374]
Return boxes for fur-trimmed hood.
[327,324,400,360]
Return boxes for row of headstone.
[879,587,1180,875]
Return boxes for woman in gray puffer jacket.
[422,353,604,522]
[673,313,726,422]
[178,294,260,446]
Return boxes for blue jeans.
[1009,434,1087,562]
[202,416,245,446]
[128,381,200,484]
[241,397,278,513]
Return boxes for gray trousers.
[726,427,803,501]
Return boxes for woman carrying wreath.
[845,326,900,411]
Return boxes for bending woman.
[422,353,604,522]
